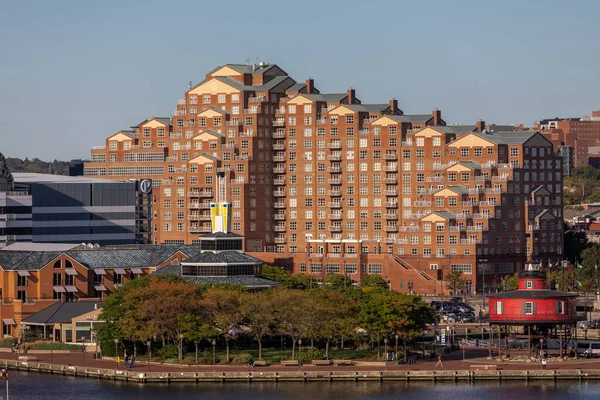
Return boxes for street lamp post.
[384,338,388,361]
[179,334,184,367]
[81,336,86,366]
[394,334,399,362]
[298,339,302,363]
[146,340,151,372]
[50,333,53,364]
[212,339,216,370]
[114,339,119,369]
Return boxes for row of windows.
[108,167,164,176]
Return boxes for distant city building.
[84,62,564,294]
[558,146,575,177]
[1,155,150,247]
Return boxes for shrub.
[298,349,324,364]
[230,353,253,365]
[29,341,81,351]
[0,338,17,348]
[157,344,179,360]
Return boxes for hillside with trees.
[5,157,83,176]
[564,166,600,205]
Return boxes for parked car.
[460,312,476,323]
[577,321,589,329]
[570,341,600,358]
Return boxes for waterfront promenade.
[4,347,600,383]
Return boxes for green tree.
[240,291,277,360]
[200,288,243,362]
[502,273,519,291]
[273,289,315,360]
[580,245,600,283]
[261,263,311,289]
[361,275,389,291]
[323,274,354,291]
[444,270,466,295]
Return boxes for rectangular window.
[495,301,504,315]
[524,301,534,315]
[556,301,564,314]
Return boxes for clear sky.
[1,0,599,161]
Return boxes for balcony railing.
[327,143,342,150]
[273,167,286,174]
[273,178,286,185]
[274,213,286,220]
[461,239,479,244]
[384,214,399,220]
[426,177,444,183]
[414,201,432,207]
[274,237,287,244]
[327,155,342,161]
[400,226,419,232]
[385,226,399,232]
[384,202,398,208]
[272,131,286,139]
[384,166,398,172]
[385,191,398,196]
[273,202,286,208]
[383,153,398,160]
[328,214,343,220]
[272,143,286,150]
[328,190,343,196]
[273,191,286,197]
[273,226,287,232]
[384,178,398,184]
[328,167,342,173]
[328,202,342,208]
[328,179,343,185]
[328,226,342,232]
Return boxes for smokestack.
[389,99,398,114]
[306,78,314,94]
[432,109,441,125]
[476,120,485,132]
[347,88,355,105]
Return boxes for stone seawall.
[4,360,600,384]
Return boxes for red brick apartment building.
[84,63,564,294]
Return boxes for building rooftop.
[12,173,119,184]
[1,243,82,252]
[182,250,262,265]
[23,301,100,325]
[154,264,279,289]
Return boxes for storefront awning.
[65,286,78,293]
[114,268,126,275]
[53,286,66,293]
[17,271,31,277]
[65,269,78,276]
[2,319,15,325]
[94,269,106,275]
[94,285,107,291]
[131,268,143,274]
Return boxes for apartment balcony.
[217,167,232,173]
[472,213,491,219]
[468,188,484,194]
[384,226,399,232]
[189,225,212,233]
[528,225,540,231]
[248,96,267,103]
[328,179,343,185]
[235,155,251,161]
[358,128,369,136]
[274,213,286,220]
[384,178,398,185]
[467,226,485,232]
[383,153,398,160]
[461,239,479,244]
[328,166,342,173]
[275,107,286,115]
[272,131,286,139]
[173,110,186,116]
[384,165,398,172]
[274,237,287,244]
[273,202,286,209]
[385,190,398,196]
[273,226,287,232]
[315,118,327,125]
[188,203,202,208]
[222,143,237,150]
[462,201,475,207]
[244,109,260,115]
[449,226,465,232]
[328,213,343,220]
[405,213,427,220]
[328,202,342,208]
[328,190,343,197]
[478,201,496,207]
[414,201,432,207]
[498,163,519,169]
[188,190,213,197]
[384,202,398,208]
[309,253,323,258]
[273,178,286,185]
[273,143,286,150]
[225,120,242,126]
[188,214,201,221]
[328,253,341,258]
[272,120,285,127]
[328,226,342,232]
[474,176,488,182]
[327,155,342,161]
[273,190,286,197]
[433,164,449,170]
[273,166,286,174]
[485,188,504,194]
[273,155,286,162]
[400,226,419,232]
[327,143,342,150]
[401,140,412,147]
[492,176,510,182]
[199,214,212,221]
[426,177,444,183]
[384,214,399,220]
[419,189,438,195]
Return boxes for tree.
[323,274,354,291]
[444,270,465,295]
[564,223,589,264]
[200,288,243,362]
[261,263,311,289]
[361,275,389,291]
[580,245,600,283]
[273,289,315,360]
[502,273,519,291]
[240,291,277,360]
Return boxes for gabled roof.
[303,93,348,103]
[131,117,171,128]
[459,161,481,170]
[153,264,279,289]
[448,125,478,134]
[383,114,434,124]
[214,75,295,93]
[445,186,470,195]
[23,302,99,324]
[194,130,225,139]
[214,63,280,75]
[345,104,390,113]
[201,106,229,116]
[470,131,540,145]
[0,245,203,272]
[531,185,551,195]
[431,211,457,220]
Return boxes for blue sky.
[1,0,599,160]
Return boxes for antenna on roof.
[188,81,192,90]
[245,57,251,65]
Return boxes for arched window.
[65,260,73,269]
[53,260,62,269]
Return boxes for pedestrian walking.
[541,358,547,370]
[130,354,135,368]
[124,351,129,368]
[436,354,443,368]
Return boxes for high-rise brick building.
[85,63,564,294]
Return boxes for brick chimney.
[432,109,441,125]
[347,88,355,104]
[389,99,398,114]
[306,78,314,94]
[476,120,485,132]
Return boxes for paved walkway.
[3,347,600,373]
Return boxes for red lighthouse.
[488,261,579,357]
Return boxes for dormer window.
[526,281,533,289]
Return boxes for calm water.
[4,371,600,399]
